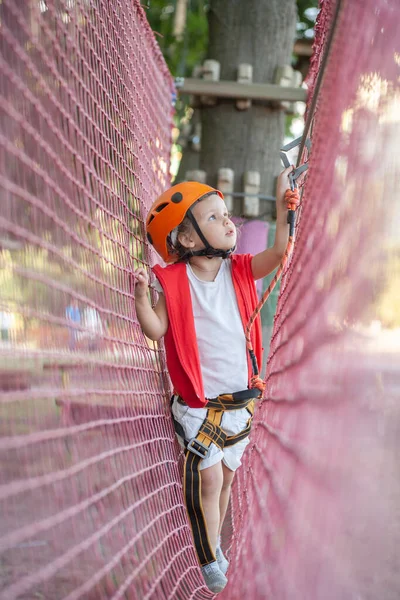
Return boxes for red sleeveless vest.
[153,254,263,408]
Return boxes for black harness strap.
[183,409,224,565]
[185,208,236,259]
[172,391,256,566]
[206,387,260,410]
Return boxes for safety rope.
[246,187,300,394]
[245,0,344,396]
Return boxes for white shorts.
[171,396,251,471]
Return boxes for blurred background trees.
[147,0,318,200]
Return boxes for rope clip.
[288,163,308,191]
[280,136,310,191]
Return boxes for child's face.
[190,194,236,252]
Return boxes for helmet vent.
[171,192,183,203]
[155,202,168,213]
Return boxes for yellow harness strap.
[178,393,255,566]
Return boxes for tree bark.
[200,0,297,216]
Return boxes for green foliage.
[147,0,319,130]
[146,1,209,77]
[146,0,319,77]
[296,0,319,39]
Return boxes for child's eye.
[208,214,216,221]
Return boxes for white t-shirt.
[156,260,248,398]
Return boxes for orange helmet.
[146,181,224,263]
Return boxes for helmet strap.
[186,209,235,259]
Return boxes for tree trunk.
[201,0,297,216]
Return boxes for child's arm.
[251,165,294,280]
[134,268,168,341]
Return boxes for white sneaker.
[216,544,229,575]
[201,560,228,593]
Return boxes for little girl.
[134,167,294,593]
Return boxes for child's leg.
[218,462,235,535]
[200,461,224,553]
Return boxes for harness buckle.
[186,438,210,459]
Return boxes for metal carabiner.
[280,135,310,191]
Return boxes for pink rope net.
[1,0,400,599]
[0,1,205,598]
[224,0,400,598]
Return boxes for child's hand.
[276,166,294,205]
[134,268,149,298]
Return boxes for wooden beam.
[176,78,307,103]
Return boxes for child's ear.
[177,231,195,249]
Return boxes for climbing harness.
[168,0,343,573]
[172,388,259,565]
[169,143,307,567]
[150,146,308,568]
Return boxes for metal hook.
[280,136,310,191]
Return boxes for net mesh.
[224,0,400,598]
[1,0,400,599]
[0,1,206,598]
